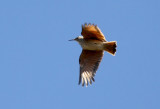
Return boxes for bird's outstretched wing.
[81,23,107,42]
[79,50,104,87]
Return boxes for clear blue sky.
[0,0,160,109]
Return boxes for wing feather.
[81,23,107,42]
[79,50,104,87]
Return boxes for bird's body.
[77,37,104,50]
[70,23,117,87]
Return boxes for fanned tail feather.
[103,41,117,55]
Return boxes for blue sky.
[0,0,160,109]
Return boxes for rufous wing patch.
[81,23,107,42]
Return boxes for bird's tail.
[103,41,117,56]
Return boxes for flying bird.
[69,23,117,87]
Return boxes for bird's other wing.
[81,23,107,42]
[79,50,104,87]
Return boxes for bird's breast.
[78,40,104,50]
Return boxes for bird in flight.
[69,23,117,87]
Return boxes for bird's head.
[69,36,83,42]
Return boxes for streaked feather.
[79,50,103,86]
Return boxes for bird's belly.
[80,41,104,50]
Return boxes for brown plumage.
[81,23,106,41]
[69,23,117,87]
[79,50,103,86]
